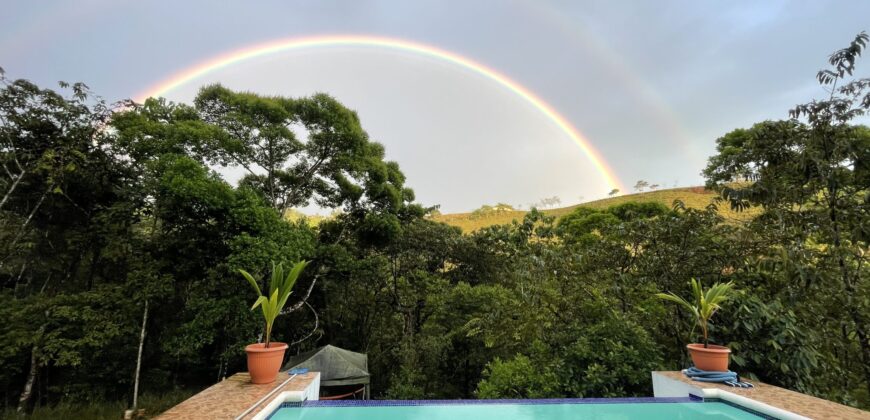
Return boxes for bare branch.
[289,301,320,346]
[281,273,319,315]
[0,168,24,211]
[5,185,51,253]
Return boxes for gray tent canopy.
[283,345,370,388]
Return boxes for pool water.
[267,400,764,419]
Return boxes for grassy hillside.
[432,186,752,232]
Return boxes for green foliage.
[240,261,309,347]
[0,389,195,420]
[559,316,663,397]
[558,210,619,244]
[470,203,515,220]
[191,85,413,213]
[0,74,321,412]
[606,201,670,221]
[557,201,669,244]
[477,355,560,399]
[477,317,663,399]
[704,31,870,403]
[656,279,737,347]
[724,295,820,394]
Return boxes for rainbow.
[136,35,624,191]
[516,1,702,163]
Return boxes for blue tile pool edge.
[266,396,777,420]
[296,396,699,407]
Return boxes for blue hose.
[683,367,754,388]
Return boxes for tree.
[536,196,561,209]
[0,72,329,414]
[0,74,143,411]
[608,189,619,197]
[199,86,414,213]
[704,31,870,397]
[117,85,415,214]
[633,180,649,192]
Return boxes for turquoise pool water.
[267,401,764,419]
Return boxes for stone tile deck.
[158,369,869,419]
[155,372,317,420]
[655,371,869,420]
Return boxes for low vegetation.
[0,390,194,420]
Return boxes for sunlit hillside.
[432,187,754,232]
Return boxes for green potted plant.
[656,278,737,371]
[240,260,308,384]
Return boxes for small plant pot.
[687,343,731,371]
[246,342,288,384]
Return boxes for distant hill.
[284,208,329,226]
[431,186,751,232]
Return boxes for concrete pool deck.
[652,371,869,419]
[155,370,869,419]
[155,371,319,420]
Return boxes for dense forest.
[1,33,868,417]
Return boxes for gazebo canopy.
[283,345,370,386]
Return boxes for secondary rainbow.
[136,35,624,191]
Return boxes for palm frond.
[239,260,310,344]
[655,292,696,315]
[251,295,267,311]
[239,270,262,296]
[656,278,737,344]
[269,262,282,297]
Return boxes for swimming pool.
[265,398,770,419]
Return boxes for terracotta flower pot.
[687,343,731,371]
[246,342,288,384]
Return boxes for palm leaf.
[283,260,308,292]
[656,278,737,344]
[239,269,262,296]
[269,262,282,297]
[250,295,267,311]
[239,259,310,343]
[655,292,697,315]
[269,288,280,315]
[277,260,308,311]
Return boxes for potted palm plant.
[656,278,737,371]
[240,260,308,384]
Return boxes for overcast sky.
[2,1,868,212]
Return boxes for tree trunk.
[132,300,148,410]
[0,169,25,212]
[17,346,38,414]
[5,184,51,257]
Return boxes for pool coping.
[249,374,320,420]
[652,371,869,420]
[155,372,319,420]
[157,370,868,419]
[256,374,791,419]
